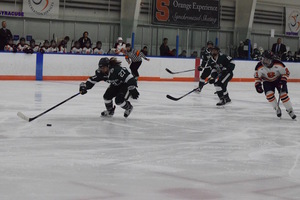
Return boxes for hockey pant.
[130,61,142,80]
[214,71,233,99]
[263,80,293,111]
[103,84,132,111]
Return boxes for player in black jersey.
[198,41,214,71]
[79,57,139,118]
[199,46,235,106]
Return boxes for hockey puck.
[47,124,52,127]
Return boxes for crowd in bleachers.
[1,20,300,61]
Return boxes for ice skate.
[275,106,281,118]
[101,106,115,117]
[224,96,231,104]
[287,109,296,120]
[124,103,133,118]
[216,97,226,106]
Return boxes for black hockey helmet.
[98,57,110,68]
[261,50,274,68]
[207,41,214,46]
[126,43,131,48]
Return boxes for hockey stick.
[17,92,80,122]
[165,68,195,74]
[166,82,208,101]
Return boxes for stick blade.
[165,68,174,74]
[166,94,180,101]
[17,112,30,122]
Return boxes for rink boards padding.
[1,52,300,82]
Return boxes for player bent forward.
[254,50,296,119]
[199,46,235,106]
[79,57,139,118]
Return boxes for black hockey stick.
[17,92,80,122]
[165,68,195,74]
[166,82,208,101]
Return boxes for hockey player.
[70,41,82,54]
[93,41,104,54]
[125,43,150,80]
[114,37,126,55]
[198,41,214,71]
[82,41,93,54]
[79,57,139,118]
[254,50,296,119]
[198,46,235,106]
[4,37,17,52]
[24,39,40,53]
[16,37,28,52]
[40,40,50,53]
[48,40,58,53]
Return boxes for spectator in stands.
[40,40,50,53]
[58,39,67,53]
[169,48,176,56]
[285,51,294,62]
[93,41,104,54]
[271,38,286,60]
[16,37,28,52]
[237,41,244,59]
[82,41,93,54]
[251,48,262,61]
[79,31,92,49]
[0,21,13,51]
[295,49,300,62]
[48,40,58,53]
[141,46,148,56]
[4,37,16,52]
[190,50,198,58]
[160,38,170,56]
[178,50,187,57]
[71,41,82,54]
[114,37,126,55]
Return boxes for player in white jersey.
[254,50,296,119]
[16,37,28,52]
[70,41,82,54]
[82,41,93,54]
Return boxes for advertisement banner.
[22,0,59,19]
[285,7,300,36]
[153,0,220,28]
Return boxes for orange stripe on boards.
[0,75,35,80]
[43,76,89,81]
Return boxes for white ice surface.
[1,80,300,200]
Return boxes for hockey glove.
[79,82,87,95]
[128,86,139,99]
[208,78,216,84]
[278,79,287,88]
[255,82,263,93]
[197,66,203,71]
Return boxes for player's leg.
[115,85,133,118]
[277,82,296,119]
[101,86,118,117]
[129,61,142,81]
[263,81,281,117]
[215,72,233,106]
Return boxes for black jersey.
[200,48,211,68]
[200,53,235,80]
[85,65,137,90]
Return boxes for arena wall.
[1,52,300,82]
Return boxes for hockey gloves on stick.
[255,82,264,93]
[79,82,87,95]
[128,86,139,99]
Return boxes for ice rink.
[1,80,300,200]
